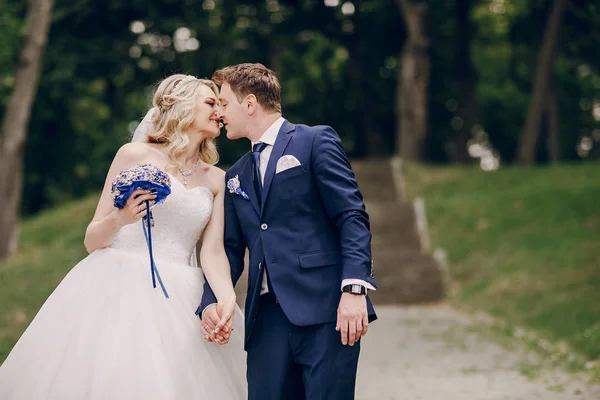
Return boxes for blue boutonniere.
[110,163,171,298]
[227,175,249,200]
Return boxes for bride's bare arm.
[84,143,157,253]
[199,169,236,323]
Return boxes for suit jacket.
[197,120,377,348]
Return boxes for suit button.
[261,223,268,231]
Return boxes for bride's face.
[187,84,221,138]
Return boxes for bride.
[0,74,246,399]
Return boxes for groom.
[197,63,377,400]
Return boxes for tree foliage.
[0,0,598,216]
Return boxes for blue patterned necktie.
[252,142,276,295]
[252,142,268,203]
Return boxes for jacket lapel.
[236,153,260,214]
[261,120,296,212]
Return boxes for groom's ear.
[245,94,257,115]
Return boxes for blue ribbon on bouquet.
[141,200,169,298]
[110,164,172,298]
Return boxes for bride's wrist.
[217,292,236,305]
[108,210,125,229]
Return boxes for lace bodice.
[110,176,214,265]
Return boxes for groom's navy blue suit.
[197,120,377,400]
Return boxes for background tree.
[0,0,54,258]
[395,0,431,161]
[517,0,566,164]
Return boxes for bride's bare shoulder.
[205,165,226,193]
[207,165,226,179]
[114,142,159,164]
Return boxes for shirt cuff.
[201,303,217,319]
[341,279,376,292]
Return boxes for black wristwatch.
[342,284,367,296]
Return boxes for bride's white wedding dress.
[0,176,246,399]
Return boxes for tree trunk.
[395,0,430,161]
[546,84,561,163]
[0,0,54,259]
[517,0,566,164]
[453,0,478,163]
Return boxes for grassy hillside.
[403,162,600,362]
[0,194,98,362]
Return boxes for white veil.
[132,107,156,143]
[132,107,201,269]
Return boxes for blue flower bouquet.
[111,163,171,209]
[110,164,172,298]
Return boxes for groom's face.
[218,83,248,140]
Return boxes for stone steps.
[365,201,422,249]
[352,158,397,202]
[352,158,445,305]
[367,248,444,304]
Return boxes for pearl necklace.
[178,159,200,185]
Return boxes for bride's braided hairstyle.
[146,74,220,169]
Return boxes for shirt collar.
[251,117,285,148]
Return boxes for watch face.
[343,284,365,295]
[349,284,365,295]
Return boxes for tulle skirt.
[0,248,247,399]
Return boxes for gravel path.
[356,305,599,400]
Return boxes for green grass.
[0,194,98,362]
[403,162,600,363]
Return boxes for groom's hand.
[201,305,232,344]
[336,293,369,346]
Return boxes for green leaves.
[2,0,599,215]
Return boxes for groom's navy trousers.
[198,120,377,400]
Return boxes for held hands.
[336,293,369,346]
[114,189,156,227]
[200,300,235,345]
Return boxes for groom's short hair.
[213,63,282,113]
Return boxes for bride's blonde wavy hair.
[146,74,220,170]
